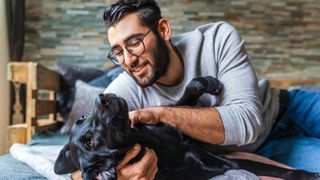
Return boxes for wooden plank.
[8,62,60,90]
[48,91,57,121]
[26,65,35,142]
[35,63,60,91]
[36,100,56,116]
[6,124,27,152]
[7,62,29,83]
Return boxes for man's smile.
[131,61,148,77]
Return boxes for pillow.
[88,73,113,88]
[88,65,124,88]
[56,61,105,121]
[60,80,104,134]
[56,61,105,88]
[106,65,124,81]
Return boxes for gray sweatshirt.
[104,21,280,152]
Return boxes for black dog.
[54,76,320,180]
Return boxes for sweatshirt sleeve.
[212,22,263,146]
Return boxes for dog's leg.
[177,76,222,106]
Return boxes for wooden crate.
[6,62,62,150]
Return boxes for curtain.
[5,0,26,124]
[6,0,25,60]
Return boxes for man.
[100,0,320,179]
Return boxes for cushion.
[56,61,105,88]
[56,61,105,121]
[88,73,113,88]
[106,65,124,81]
[88,65,124,88]
[60,80,104,134]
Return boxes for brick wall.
[24,0,320,80]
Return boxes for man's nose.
[123,49,138,66]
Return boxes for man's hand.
[71,170,82,180]
[129,108,161,128]
[117,144,158,180]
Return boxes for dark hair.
[103,0,162,32]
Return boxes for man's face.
[107,13,169,87]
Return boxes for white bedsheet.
[10,143,71,180]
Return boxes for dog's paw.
[203,76,222,95]
[185,77,208,97]
[186,77,222,96]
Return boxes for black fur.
[54,76,320,180]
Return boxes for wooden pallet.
[6,62,62,151]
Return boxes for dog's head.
[54,93,131,179]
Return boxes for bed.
[1,62,319,180]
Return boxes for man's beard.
[131,33,170,87]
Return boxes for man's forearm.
[155,107,225,144]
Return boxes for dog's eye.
[81,132,96,150]
[85,140,93,150]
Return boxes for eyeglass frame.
[107,22,158,65]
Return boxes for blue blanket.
[0,131,68,180]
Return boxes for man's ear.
[54,144,78,174]
[157,18,172,41]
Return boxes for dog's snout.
[99,93,119,108]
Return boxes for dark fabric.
[56,61,105,121]
[29,131,69,146]
[106,65,124,81]
[56,61,105,88]
[275,89,290,122]
[60,80,104,134]
[56,63,124,122]
[5,0,25,60]
[88,73,113,88]
[89,65,123,88]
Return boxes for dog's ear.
[54,143,78,174]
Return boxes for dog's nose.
[99,93,119,108]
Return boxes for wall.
[24,0,320,81]
[24,0,109,68]
[0,0,10,155]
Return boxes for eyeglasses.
[107,23,156,65]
